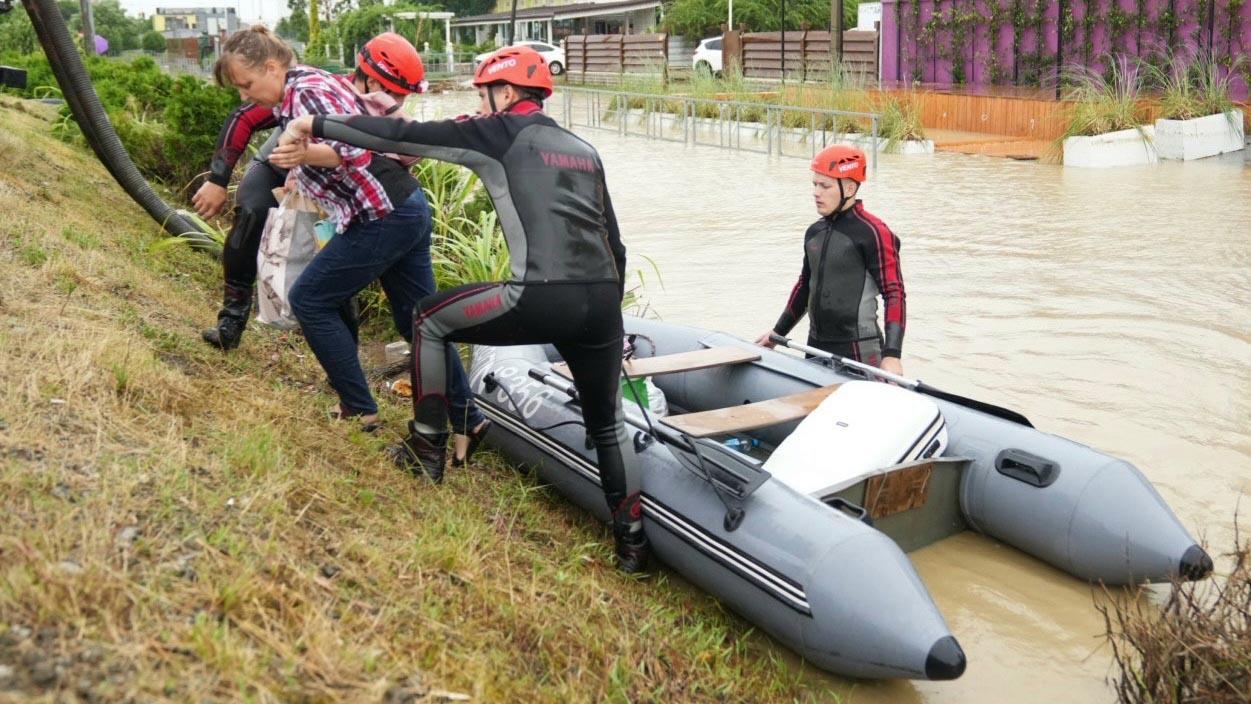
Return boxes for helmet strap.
[833,179,849,216]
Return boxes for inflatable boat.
[466,317,1211,681]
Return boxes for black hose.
[22,0,202,238]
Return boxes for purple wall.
[881,0,1251,100]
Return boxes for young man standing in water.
[757,144,907,375]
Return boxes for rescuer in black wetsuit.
[757,144,907,376]
[281,45,649,573]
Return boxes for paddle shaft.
[767,334,1034,428]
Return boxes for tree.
[141,29,167,52]
[277,0,311,42]
[0,8,39,55]
[663,0,861,41]
[440,0,495,17]
[88,0,149,52]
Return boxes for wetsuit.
[206,103,283,324]
[772,201,906,365]
[311,101,642,536]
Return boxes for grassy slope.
[0,99,842,703]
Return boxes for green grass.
[0,98,845,702]
[1147,50,1244,122]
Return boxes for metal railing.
[419,51,479,79]
[553,86,881,168]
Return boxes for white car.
[474,40,566,76]
[692,36,723,75]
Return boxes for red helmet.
[357,32,425,95]
[473,45,553,98]
[811,144,867,183]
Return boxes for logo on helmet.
[486,57,518,75]
[837,161,859,173]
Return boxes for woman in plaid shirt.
[213,26,489,465]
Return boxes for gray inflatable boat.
[466,317,1211,681]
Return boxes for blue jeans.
[290,189,485,432]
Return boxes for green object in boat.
[621,376,648,405]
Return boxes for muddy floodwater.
[417,92,1251,702]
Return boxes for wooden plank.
[552,346,760,381]
[660,384,842,438]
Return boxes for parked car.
[474,40,566,76]
[692,37,723,75]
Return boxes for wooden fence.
[728,29,879,82]
[564,34,668,81]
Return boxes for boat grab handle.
[995,449,1059,488]
[826,497,875,527]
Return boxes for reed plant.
[1057,55,1148,139]
[1147,50,1243,121]
[875,91,927,152]
[1101,521,1251,704]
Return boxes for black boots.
[612,493,650,574]
[388,421,449,482]
[202,285,251,351]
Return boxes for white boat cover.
[763,381,948,495]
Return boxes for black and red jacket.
[311,101,627,293]
[773,201,907,358]
[206,103,279,187]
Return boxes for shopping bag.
[256,189,321,329]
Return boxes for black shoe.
[613,526,650,574]
[201,316,246,350]
[611,492,649,574]
[450,419,492,468]
[388,422,449,483]
[202,286,251,351]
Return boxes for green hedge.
[1,52,239,190]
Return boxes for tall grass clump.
[1101,522,1251,704]
[876,91,926,152]
[1058,55,1148,138]
[1147,50,1244,121]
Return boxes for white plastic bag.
[645,378,668,417]
[256,190,321,329]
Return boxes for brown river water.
[417,93,1251,702]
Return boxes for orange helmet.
[357,32,425,95]
[812,144,867,183]
[473,45,553,98]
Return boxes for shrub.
[162,74,241,188]
[1101,524,1251,704]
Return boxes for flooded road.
[421,92,1251,701]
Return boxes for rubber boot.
[388,421,449,483]
[611,492,650,574]
[202,284,251,351]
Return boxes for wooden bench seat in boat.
[659,384,843,438]
[551,346,760,381]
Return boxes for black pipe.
[1054,0,1064,100]
[1207,0,1216,62]
[509,0,518,44]
[23,0,201,238]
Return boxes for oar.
[768,334,1034,428]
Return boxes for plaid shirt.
[279,67,392,233]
